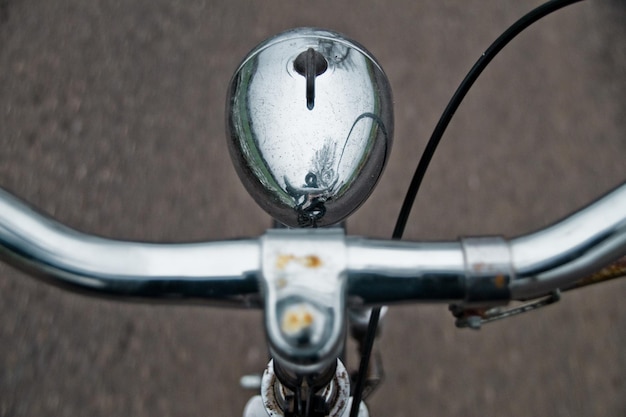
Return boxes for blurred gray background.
[0,1,625,416]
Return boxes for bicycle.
[1,0,624,414]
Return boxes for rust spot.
[276,254,296,270]
[473,262,485,272]
[276,253,323,270]
[303,311,313,325]
[337,399,346,411]
[281,305,315,334]
[264,399,278,413]
[494,274,506,288]
[461,307,489,318]
[303,255,322,268]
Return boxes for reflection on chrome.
[227,28,393,227]
[283,113,390,226]
[0,183,625,306]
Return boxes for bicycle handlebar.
[1,183,625,307]
[0,187,260,305]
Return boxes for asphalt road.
[1,1,625,416]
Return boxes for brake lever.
[450,290,561,330]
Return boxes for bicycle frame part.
[0,179,625,417]
[261,229,347,375]
[1,183,625,307]
[251,359,354,417]
[2,183,624,417]
[3,181,623,417]
[0,187,261,305]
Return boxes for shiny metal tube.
[509,183,626,299]
[0,188,261,306]
[345,239,467,304]
[1,183,626,306]
[345,183,626,304]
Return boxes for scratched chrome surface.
[227,28,393,228]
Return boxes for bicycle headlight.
[226,28,393,228]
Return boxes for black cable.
[349,1,586,416]
[348,306,381,417]
[392,0,585,240]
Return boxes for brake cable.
[349,1,586,416]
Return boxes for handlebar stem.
[260,228,347,375]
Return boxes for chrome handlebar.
[0,187,261,305]
[1,183,625,307]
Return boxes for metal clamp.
[461,236,513,303]
[261,228,348,374]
